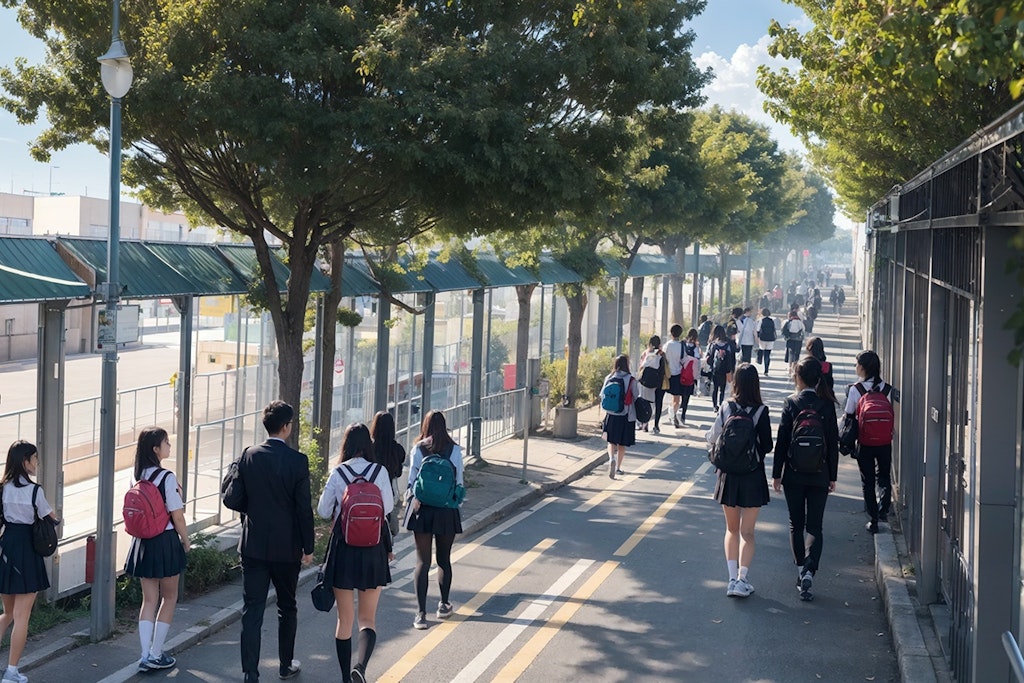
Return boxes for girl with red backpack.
[844,350,896,535]
[772,358,839,602]
[317,423,394,683]
[803,337,834,391]
[124,427,189,674]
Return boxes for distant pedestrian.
[601,355,639,477]
[706,364,773,598]
[637,337,667,433]
[804,337,834,391]
[829,285,840,314]
[237,401,315,683]
[738,307,757,364]
[697,315,713,349]
[705,325,736,413]
[406,410,464,630]
[804,304,818,334]
[845,351,896,535]
[317,423,394,683]
[663,325,686,428]
[0,441,60,683]
[755,308,776,375]
[726,307,742,353]
[772,358,839,602]
[124,427,189,674]
[837,286,846,313]
[370,411,406,537]
[781,307,805,376]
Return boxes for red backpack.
[337,463,385,547]
[855,382,894,446]
[123,469,171,539]
[679,355,696,386]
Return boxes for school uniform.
[317,458,395,590]
[707,402,773,507]
[0,477,52,594]
[846,380,895,524]
[406,443,464,537]
[124,467,187,579]
[601,371,638,446]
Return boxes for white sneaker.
[2,670,28,683]
[608,456,616,479]
[726,579,738,596]
[733,578,754,597]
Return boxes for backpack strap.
[148,469,170,504]
[359,463,383,482]
[31,484,40,521]
[751,404,766,424]
[337,465,353,485]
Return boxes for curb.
[874,527,938,683]
[81,442,608,683]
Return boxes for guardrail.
[1003,631,1024,682]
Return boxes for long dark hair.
[731,363,763,407]
[856,350,882,383]
[712,324,727,342]
[612,354,630,374]
[133,427,167,481]
[3,440,36,487]
[370,411,397,463]
[805,336,826,362]
[794,357,837,404]
[417,410,456,455]
[340,423,372,464]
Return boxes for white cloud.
[696,35,805,156]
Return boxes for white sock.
[151,621,171,657]
[6,665,18,675]
[738,566,749,581]
[139,620,154,660]
[727,560,738,580]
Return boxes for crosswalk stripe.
[574,444,676,512]
[450,558,595,683]
[614,461,713,557]
[376,537,558,683]
[490,560,619,682]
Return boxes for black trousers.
[241,555,300,677]
[856,444,892,522]
[653,389,666,428]
[783,482,829,574]
[740,344,753,363]
[711,376,727,409]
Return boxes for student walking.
[738,307,757,363]
[756,308,776,375]
[663,325,686,428]
[236,401,315,683]
[677,329,700,418]
[406,410,464,630]
[706,365,773,598]
[782,307,805,376]
[370,411,406,537]
[705,325,736,412]
[772,357,839,601]
[845,351,896,534]
[124,427,190,674]
[637,337,667,433]
[317,423,395,683]
[697,315,713,349]
[0,441,60,683]
[601,355,639,477]
[804,337,834,391]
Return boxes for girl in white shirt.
[0,440,60,683]
[317,423,394,683]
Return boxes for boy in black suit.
[237,401,314,682]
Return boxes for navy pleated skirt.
[0,524,50,594]
[330,538,392,591]
[406,504,463,537]
[714,468,771,508]
[124,529,187,579]
[603,413,636,447]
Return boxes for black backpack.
[759,317,776,342]
[788,405,827,473]
[639,354,663,389]
[709,402,765,474]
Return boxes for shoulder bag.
[31,485,58,557]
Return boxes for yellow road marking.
[490,560,619,682]
[614,461,712,556]
[377,537,557,683]
[574,445,676,512]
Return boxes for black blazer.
[772,389,839,487]
[237,438,315,563]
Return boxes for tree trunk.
[628,276,644,364]
[514,283,538,387]
[315,243,344,474]
[563,288,587,405]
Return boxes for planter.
[553,406,578,439]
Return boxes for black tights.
[414,532,456,612]
[653,389,666,428]
[711,377,727,409]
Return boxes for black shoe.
[279,660,301,679]
[244,675,259,683]
[352,665,367,683]
[866,521,879,534]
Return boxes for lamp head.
[98,40,133,98]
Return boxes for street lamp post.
[93,2,133,641]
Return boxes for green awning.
[538,254,583,285]
[599,254,628,278]
[0,237,91,303]
[470,253,538,288]
[403,252,484,292]
[341,255,380,297]
[56,237,196,298]
[628,253,676,277]
[216,244,332,294]
[144,243,250,295]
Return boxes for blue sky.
[0,1,809,201]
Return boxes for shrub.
[185,533,237,596]
[540,346,616,408]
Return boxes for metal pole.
[374,295,390,413]
[614,276,625,354]
[93,89,122,641]
[520,381,530,483]
[744,240,752,307]
[691,244,700,327]
[485,289,493,394]
[421,292,435,417]
[548,289,556,363]
[537,285,545,359]
[469,288,484,459]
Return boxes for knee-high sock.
[138,621,154,659]
[151,621,171,657]
[335,638,352,682]
[357,628,376,669]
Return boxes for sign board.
[95,304,140,351]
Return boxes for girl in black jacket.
[705,325,736,413]
[772,357,839,601]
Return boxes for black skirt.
[603,413,636,447]
[0,524,50,594]
[714,467,771,508]
[125,529,187,579]
[406,504,463,537]
[330,537,392,591]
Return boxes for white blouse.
[2,476,53,524]
[137,466,184,532]
[317,457,395,520]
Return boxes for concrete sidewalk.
[14,300,950,682]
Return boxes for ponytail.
[795,356,837,405]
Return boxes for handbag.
[839,413,859,456]
[310,524,338,612]
[220,448,248,513]
[31,486,58,557]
